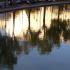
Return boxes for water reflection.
[0,5,70,70]
[47,19,67,44]
[23,19,70,54]
[0,33,19,70]
[0,18,70,70]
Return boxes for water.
[0,5,70,70]
[0,38,70,70]
[15,43,70,70]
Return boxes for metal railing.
[0,0,70,13]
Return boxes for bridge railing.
[0,0,70,8]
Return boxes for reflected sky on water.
[14,42,70,70]
[0,5,70,70]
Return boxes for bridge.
[0,1,70,13]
